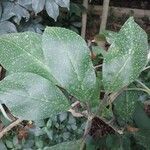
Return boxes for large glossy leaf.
[42,27,97,102]
[44,139,82,150]
[113,91,139,126]
[32,0,45,14]
[0,73,69,120]
[103,17,149,92]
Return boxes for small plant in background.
[1,112,85,149]
[0,0,84,35]
[0,17,149,150]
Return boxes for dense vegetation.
[0,0,150,150]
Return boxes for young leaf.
[102,30,118,44]
[92,46,106,56]
[103,17,149,92]
[42,27,97,103]
[0,73,69,120]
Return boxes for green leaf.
[45,0,59,21]
[92,46,106,56]
[0,140,7,150]
[42,27,97,103]
[133,102,150,130]
[0,21,17,35]
[102,30,118,44]
[5,140,13,149]
[0,32,56,83]
[133,129,150,149]
[43,139,82,150]
[103,17,149,92]
[1,2,30,24]
[0,27,98,119]
[17,0,32,10]
[0,73,69,120]
[113,91,139,126]
[32,0,45,14]
[55,0,70,9]
[59,112,68,122]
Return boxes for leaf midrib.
[0,38,59,85]
[110,56,130,88]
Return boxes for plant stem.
[94,64,103,69]
[81,0,88,38]
[80,116,93,150]
[0,118,22,139]
[136,80,150,95]
[99,0,110,33]
[0,104,12,122]
[142,65,150,71]
[127,88,150,95]
[97,93,109,116]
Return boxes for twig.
[142,66,150,71]
[136,80,150,95]
[126,88,150,95]
[99,0,110,33]
[81,0,88,38]
[80,116,93,150]
[94,64,103,69]
[0,118,22,139]
[0,104,12,122]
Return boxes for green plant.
[0,0,70,34]
[1,112,85,149]
[0,17,150,149]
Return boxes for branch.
[99,0,110,33]
[143,65,150,71]
[0,118,22,139]
[136,80,150,95]
[81,0,88,38]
